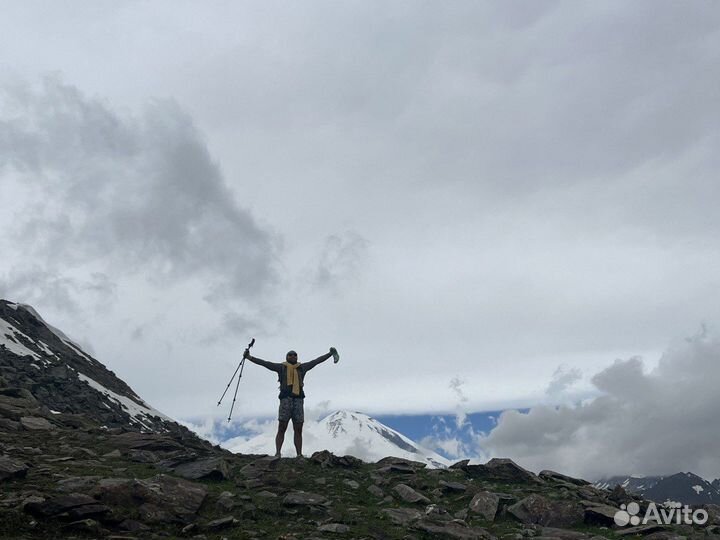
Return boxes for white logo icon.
[614,501,708,527]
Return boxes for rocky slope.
[2,300,720,539]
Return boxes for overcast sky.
[1,1,720,475]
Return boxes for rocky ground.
[3,388,720,540]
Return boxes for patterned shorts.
[278,397,304,423]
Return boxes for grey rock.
[0,455,29,481]
[174,457,229,481]
[239,456,279,478]
[440,480,468,493]
[203,516,238,530]
[20,416,53,430]
[382,507,423,525]
[508,494,584,528]
[367,485,384,497]
[318,523,351,533]
[469,491,501,521]
[93,474,207,523]
[465,458,543,484]
[282,491,328,506]
[25,492,100,518]
[56,475,101,492]
[584,504,622,525]
[311,450,363,468]
[343,479,360,489]
[393,483,431,504]
[539,470,591,486]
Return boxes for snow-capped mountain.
[225,410,451,468]
[0,299,177,433]
[596,472,720,505]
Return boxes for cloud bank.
[479,327,720,480]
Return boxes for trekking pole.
[217,338,255,407]
[227,338,254,422]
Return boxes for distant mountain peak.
[596,471,720,505]
[227,409,450,468]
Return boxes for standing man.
[243,347,338,458]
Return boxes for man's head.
[286,350,298,364]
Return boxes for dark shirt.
[250,357,326,399]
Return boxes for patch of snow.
[0,318,42,360]
[77,372,172,430]
[50,410,62,415]
[30,363,41,370]
[692,485,704,494]
[36,340,55,356]
[6,303,18,310]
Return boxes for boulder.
[311,450,363,468]
[93,474,207,523]
[393,483,431,504]
[56,476,101,492]
[20,416,53,430]
[24,492,106,518]
[174,457,229,481]
[376,456,427,469]
[367,485,384,498]
[465,458,543,484]
[584,504,622,526]
[381,507,423,525]
[203,516,239,530]
[343,479,360,489]
[508,494,584,528]
[469,491,501,521]
[440,480,467,493]
[318,523,351,533]
[539,470,591,486]
[0,455,29,481]
[240,456,279,479]
[282,491,329,507]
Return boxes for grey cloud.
[0,76,278,312]
[479,327,720,480]
[545,365,582,398]
[0,266,115,313]
[312,231,369,291]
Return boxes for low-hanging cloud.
[0,75,278,314]
[479,327,720,481]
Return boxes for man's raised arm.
[302,348,335,372]
[243,349,281,372]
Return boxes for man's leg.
[275,420,289,457]
[292,419,303,456]
[292,398,305,457]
